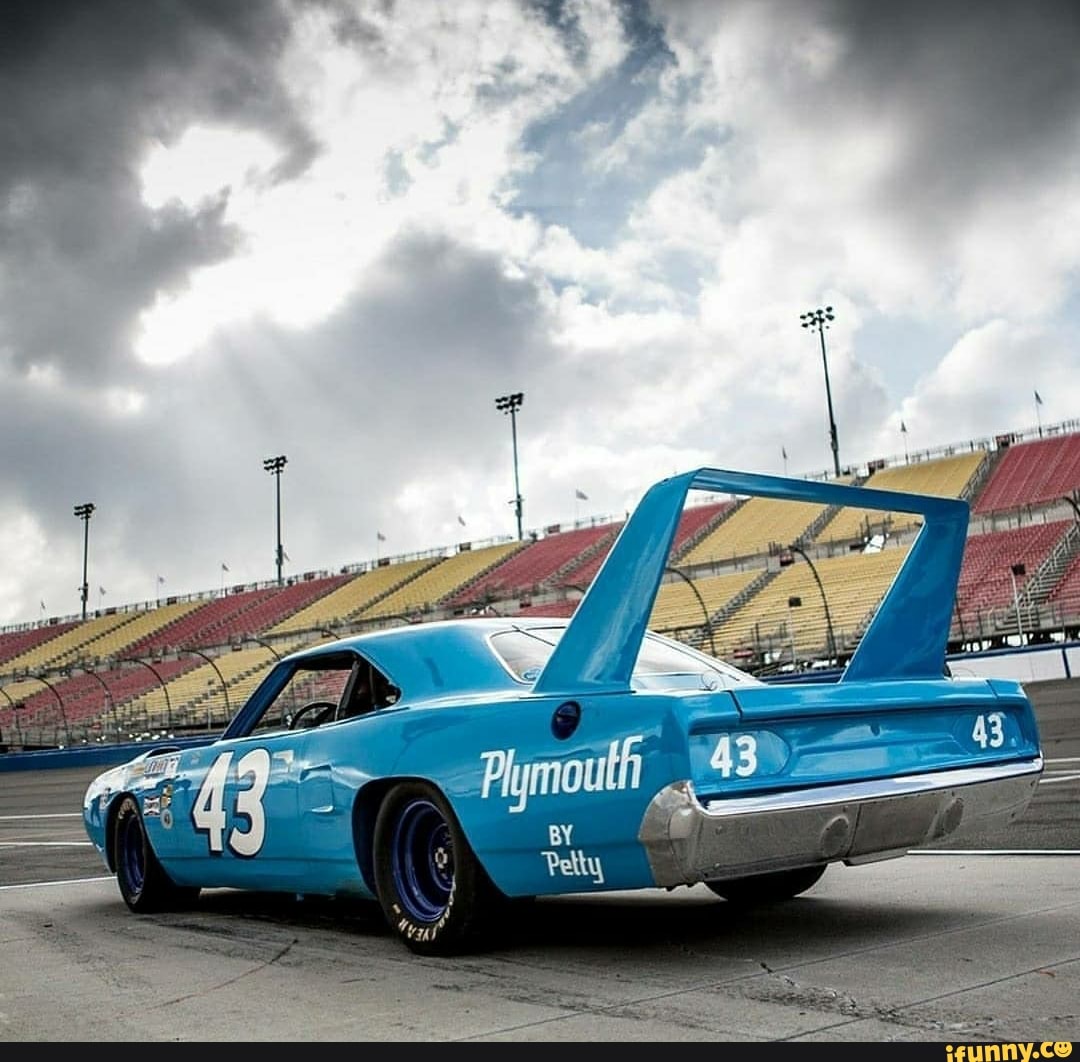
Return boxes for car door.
[150,649,359,891]
[149,728,309,891]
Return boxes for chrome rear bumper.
[637,757,1044,887]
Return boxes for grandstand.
[0,611,141,675]
[973,432,1080,514]
[0,620,81,669]
[816,451,987,545]
[357,541,526,621]
[557,499,735,594]
[712,547,909,664]
[650,568,765,642]
[443,522,620,609]
[267,561,438,635]
[4,417,1080,750]
[120,586,290,656]
[1046,550,1080,627]
[678,490,841,568]
[952,519,1079,642]
[116,641,311,734]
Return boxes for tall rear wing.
[532,467,969,695]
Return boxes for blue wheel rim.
[391,798,453,923]
[119,812,145,897]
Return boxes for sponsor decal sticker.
[145,754,181,779]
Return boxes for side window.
[489,628,562,681]
[337,660,401,719]
[247,658,355,735]
[634,635,763,689]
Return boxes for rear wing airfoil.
[532,467,969,695]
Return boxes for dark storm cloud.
[0,228,569,607]
[829,0,1080,216]
[226,227,562,495]
[333,231,551,387]
[0,0,318,380]
[5,0,1074,626]
[132,226,647,578]
[662,0,1080,231]
[0,188,234,382]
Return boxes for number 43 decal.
[193,749,271,857]
[710,734,758,778]
[971,712,1006,750]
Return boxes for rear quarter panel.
[385,687,742,897]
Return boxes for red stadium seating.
[955,520,1071,621]
[552,500,734,593]
[444,524,618,607]
[972,434,1080,514]
[0,621,80,668]
[1046,550,1080,619]
[121,587,285,656]
[6,427,1080,724]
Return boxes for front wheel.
[373,781,503,955]
[706,864,827,905]
[114,795,200,913]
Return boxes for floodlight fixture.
[263,455,288,586]
[73,502,96,621]
[800,306,841,478]
[494,393,525,540]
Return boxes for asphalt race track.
[1,679,1077,1042]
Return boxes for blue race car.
[83,467,1044,955]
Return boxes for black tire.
[706,864,827,905]
[373,781,503,956]
[113,795,200,913]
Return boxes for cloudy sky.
[3,0,1080,627]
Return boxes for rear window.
[489,626,762,690]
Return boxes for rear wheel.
[706,864,827,905]
[113,795,199,913]
[373,781,503,956]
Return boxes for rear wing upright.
[531,467,969,696]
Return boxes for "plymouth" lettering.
[479,736,643,814]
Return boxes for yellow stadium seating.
[713,547,909,662]
[816,452,986,545]
[266,558,440,635]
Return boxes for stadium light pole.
[800,306,841,478]
[73,502,95,621]
[495,392,525,540]
[263,455,288,586]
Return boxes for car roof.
[285,615,571,702]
